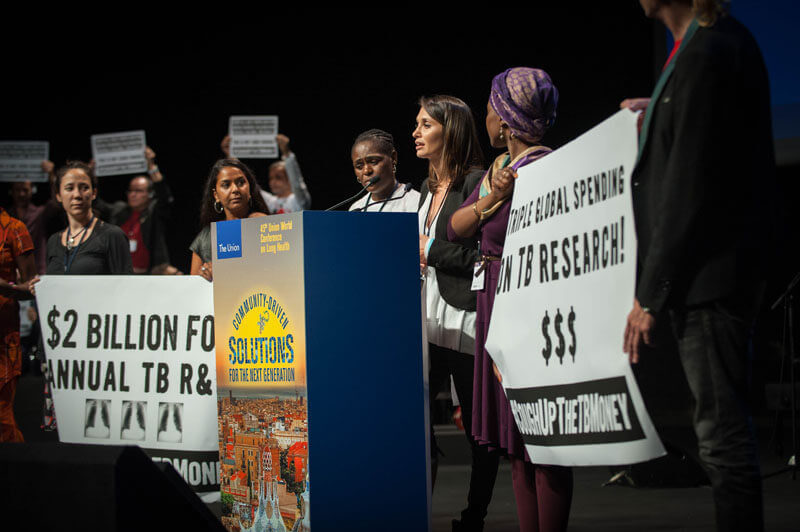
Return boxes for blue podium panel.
[212,212,429,531]
[303,212,428,531]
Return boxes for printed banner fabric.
[485,110,665,466]
[35,276,220,499]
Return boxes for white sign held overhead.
[485,110,664,466]
[91,130,147,177]
[229,115,279,158]
[0,141,49,182]
[36,275,220,501]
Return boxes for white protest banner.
[36,275,220,500]
[485,110,664,466]
[229,115,279,158]
[0,141,49,182]
[90,130,147,177]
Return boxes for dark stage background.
[3,7,659,271]
[3,7,798,430]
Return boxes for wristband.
[424,237,435,259]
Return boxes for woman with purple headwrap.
[448,68,573,532]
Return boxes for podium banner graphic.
[485,110,665,466]
[212,214,310,532]
[35,276,220,500]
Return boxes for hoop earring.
[214,201,223,214]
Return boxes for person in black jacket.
[414,94,500,532]
[104,147,178,274]
[622,1,777,530]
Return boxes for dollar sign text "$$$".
[568,306,577,361]
[541,311,552,365]
[554,309,565,363]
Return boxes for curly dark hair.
[199,159,270,227]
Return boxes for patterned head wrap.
[490,67,559,144]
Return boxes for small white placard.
[229,115,279,159]
[91,130,147,177]
[0,141,49,182]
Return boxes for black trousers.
[667,288,764,532]
[429,342,500,526]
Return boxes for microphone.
[358,183,414,211]
[324,175,381,211]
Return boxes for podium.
[212,211,429,531]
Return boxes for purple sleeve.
[447,178,482,242]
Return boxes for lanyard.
[422,181,452,237]
[64,216,94,273]
[363,182,400,212]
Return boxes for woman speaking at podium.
[448,68,572,532]
[348,129,419,212]
[414,95,500,532]
[190,159,269,282]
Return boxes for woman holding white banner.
[414,94,501,532]
[32,161,133,431]
[190,159,269,281]
[449,68,572,532]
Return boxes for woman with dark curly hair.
[190,159,269,281]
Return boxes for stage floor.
[13,372,799,531]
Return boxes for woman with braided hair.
[348,129,419,213]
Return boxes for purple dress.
[449,147,551,461]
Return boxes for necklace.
[424,180,452,235]
[66,216,93,251]
[67,227,88,250]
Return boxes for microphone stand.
[324,176,380,211]
[357,183,413,211]
[324,189,368,211]
[764,270,800,480]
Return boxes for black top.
[419,167,484,311]
[632,15,777,312]
[45,220,133,275]
[95,180,174,270]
